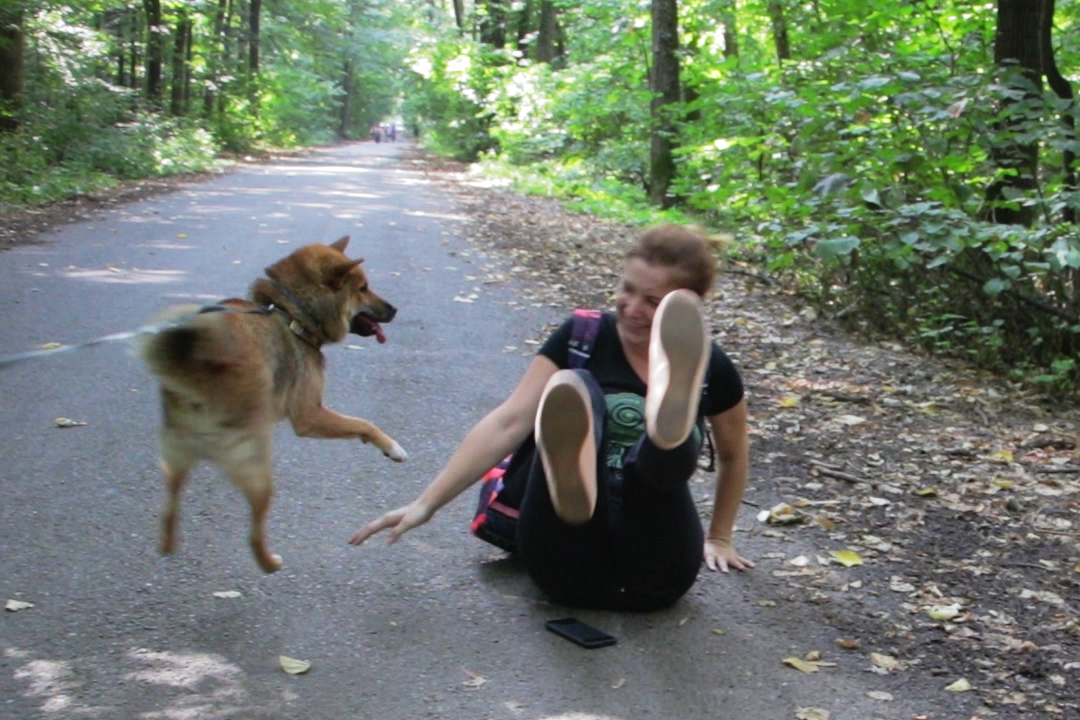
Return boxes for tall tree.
[986,0,1044,226]
[144,0,164,106]
[249,0,262,105]
[767,0,789,64]
[1040,0,1076,224]
[170,7,191,116]
[649,0,680,207]
[536,0,559,64]
[479,0,507,48]
[0,6,25,130]
[720,0,738,60]
[452,0,465,33]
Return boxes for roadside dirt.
[4,145,1078,718]
[403,149,1080,720]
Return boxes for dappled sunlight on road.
[403,208,469,222]
[124,648,242,689]
[8,647,110,716]
[58,267,187,284]
[259,164,376,176]
[136,242,197,250]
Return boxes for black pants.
[511,370,704,611]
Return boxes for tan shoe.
[645,289,710,450]
[535,370,598,525]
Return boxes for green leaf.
[814,237,860,261]
[983,279,1008,296]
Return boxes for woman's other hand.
[349,500,434,546]
[704,536,755,573]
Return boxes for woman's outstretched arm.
[349,355,560,545]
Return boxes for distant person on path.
[350,225,753,610]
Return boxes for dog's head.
[256,236,396,345]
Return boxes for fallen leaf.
[945,677,972,692]
[6,599,34,612]
[836,414,867,426]
[927,603,962,621]
[871,653,902,672]
[767,503,802,525]
[804,650,822,661]
[612,677,626,689]
[782,657,835,673]
[279,655,311,675]
[213,591,242,599]
[912,487,938,497]
[778,395,801,408]
[453,296,474,304]
[40,342,62,350]
[462,669,486,689]
[795,709,830,720]
[867,690,893,701]
[678,616,690,626]
[176,233,188,238]
[889,576,916,593]
[54,417,87,428]
[834,638,860,650]
[830,549,864,567]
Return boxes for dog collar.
[267,304,322,349]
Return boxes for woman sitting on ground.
[350,224,753,611]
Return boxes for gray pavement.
[2,142,944,720]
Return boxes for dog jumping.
[139,236,406,572]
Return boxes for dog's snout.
[381,302,397,322]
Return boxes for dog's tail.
[137,304,234,378]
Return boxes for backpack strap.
[567,309,602,369]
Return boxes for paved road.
[2,142,942,719]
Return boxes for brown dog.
[140,236,405,572]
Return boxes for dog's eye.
[359,284,369,293]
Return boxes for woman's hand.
[704,536,755,573]
[349,499,434,546]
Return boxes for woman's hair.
[627,224,717,297]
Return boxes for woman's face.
[615,258,681,349]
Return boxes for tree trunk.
[649,0,680,208]
[480,0,506,49]
[0,8,25,130]
[721,0,738,60]
[203,0,227,116]
[986,0,1043,226]
[767,0,789,64]
[249,0,261,108]
[130,7,139,90]
[536,0,559,65]
[1040,0,1076,224]
[339,58,354,138]
[453,0,465,33]
[515,0,533,55]
[170,10,189,116]
[144,0,163,106]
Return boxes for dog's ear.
[329,236,350,253]
[326,258,363,289]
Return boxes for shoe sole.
[649,293,709,449]
[536,373,596,525]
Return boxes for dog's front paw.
[385,441,408,463]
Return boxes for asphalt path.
[1,142,937,719]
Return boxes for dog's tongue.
[373,323,386,344]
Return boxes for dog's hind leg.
[159,455,192,556]
[234,471,282,573]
